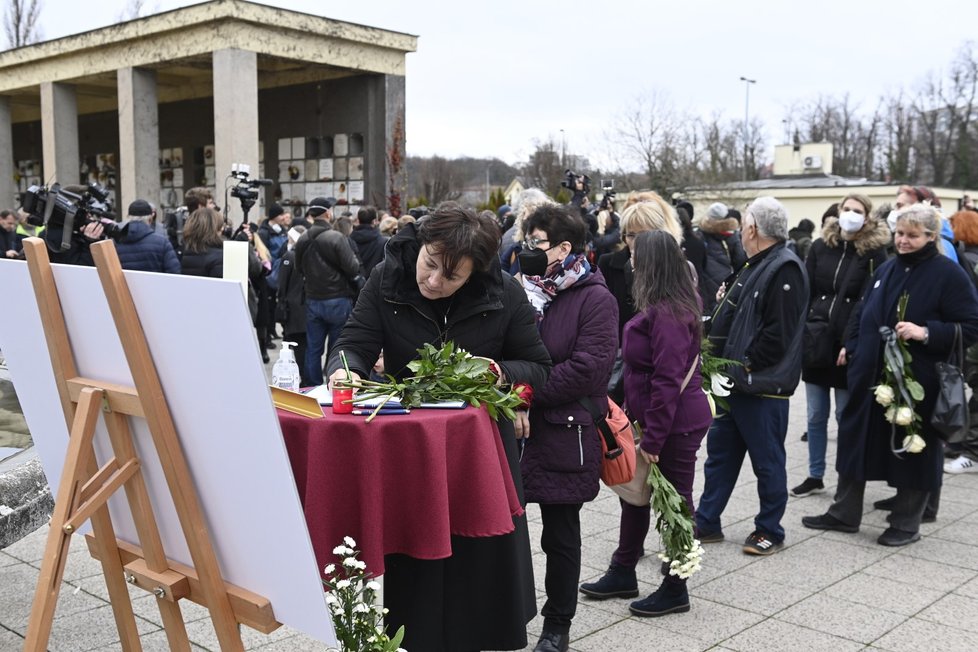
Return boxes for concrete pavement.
[2,345,978,651]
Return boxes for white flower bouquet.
[877,293,926,455]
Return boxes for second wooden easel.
[21,237,279,651]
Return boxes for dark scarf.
[895,241,939,267]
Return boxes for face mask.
[271,223,283,234]
[838,211,865,233]
[887,210,900,232]
[517,247,549,277]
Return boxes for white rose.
[874,384,895,407]
[884,406,897,423]
[903,434,927,453]
[895,406,914,426]
[710,373,733,397]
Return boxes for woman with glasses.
[517,204,618,652]
[596,192,684,404]
[791,194,890,498]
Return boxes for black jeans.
[539,502,583,635]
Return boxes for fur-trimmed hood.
[821,216,892,256]
[697,216,740,235]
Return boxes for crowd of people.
[7,180,978,652]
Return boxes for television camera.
[22,182,120,252]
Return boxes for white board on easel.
[0,259,335,644]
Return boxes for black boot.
[533,630,569,652]
[579,564,638,600]
[629,577,690,617]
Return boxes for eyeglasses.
[523,236,551,249]
[623,232,638,241]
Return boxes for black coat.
[324,222,551,651]
[698,216,747,308]
[802,217,890,387]
[350,224,388,277]
[276,249,306,336]
[597,247,635,337]
[837,243,978,490]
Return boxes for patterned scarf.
[521,253,591,322]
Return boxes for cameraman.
[1,210,22,259]
[35,185,112,266]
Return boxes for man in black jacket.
[696,196,808,557]
[293,196,362,385]
[349,205,387,278]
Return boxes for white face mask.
[887,210,901,232]
[838,211,865,233]
[271,223,283,233]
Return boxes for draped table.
[278,405,523,576]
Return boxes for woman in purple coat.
[580,229,712,617]
[518,204,618,652]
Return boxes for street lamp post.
[559,128,566,168]
[740,76,756,181]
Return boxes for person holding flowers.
[325,204,552,652]
[580,229,711,617]
[803,204,978,546]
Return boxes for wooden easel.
[21,237,279,651]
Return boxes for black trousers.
[828,475,929,532]
[539,502,583,635]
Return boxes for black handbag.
[931,323,969,444]
[802,317,834,368]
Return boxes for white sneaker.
[944,455,977,474]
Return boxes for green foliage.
[337,342,525,421]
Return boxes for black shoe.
[697,529,725,543]
[801,431,808,442]
[802,513,859,533]
[261,351,270,364]
[629,581,690,617]
[661,560,670,577]
[579,564,638,600]
[743,530,784,556]
[922,513,937,524]
[533,630,569,652]
[791,477,825,497]
[873,495,897,510]
[878,527,921,547]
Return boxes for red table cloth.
[279,405,522,576]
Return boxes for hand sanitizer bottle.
[272,341,301,392]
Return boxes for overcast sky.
[25,0,978,168]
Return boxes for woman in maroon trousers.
[580,229,713,616]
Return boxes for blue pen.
[351,409,411,416]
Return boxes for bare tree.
[521,137,564,198]
[3,0,42,49]
[883,92,917,183]
[416,155,462,205]
[610,92,686,194]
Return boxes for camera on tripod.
[228,164,272,212]
[22,182,121,252]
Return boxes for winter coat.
[623,303,712,457]
[680,228,710,306]
[350,225,388,277]
[597,248,635,337]
[838,243,978,490]
[325,221,552,405]
[802,216,890,387]
[276,249,306,336]
[115,221,181,274]
[788,226,814,261]
[180,246,224,278]
[521,269,618,505]
[293,220,361,300]
[698,216,747,307]
[708,242,808,396]
[1,227,22,255]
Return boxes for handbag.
[802,316,834,369]
[578,396,636,487]
[611,355,699,506]
[932,323,969,444]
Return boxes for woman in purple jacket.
[580,229,712,617]
[518,204,619,652]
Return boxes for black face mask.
[517,247,549,277]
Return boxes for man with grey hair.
[114,199,181,274]
[695,195,808,556]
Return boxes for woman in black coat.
[325,205,552,652]
[803,204,978,546]
[793,194,890,497]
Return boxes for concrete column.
[0,97,15,210]
[40,82,79,188]
[366,74,406,215]
[118,67,160,218]
[212,49,259,225]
